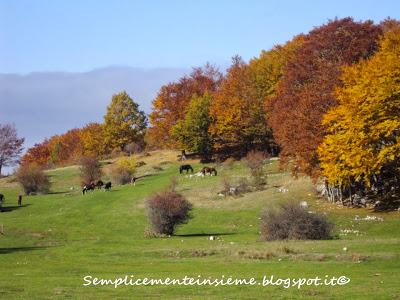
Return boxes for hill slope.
[0,151,399,299]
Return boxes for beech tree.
[148,64,222,148]
[318,26,400,203]
[208,37,303,158]
[268,18,382,178]
[80,123,106,157]
[0,123,24,175]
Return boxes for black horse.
[179,164,194,174]
[104,181,112,191]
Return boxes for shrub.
[117,156,137,174]
[80,156,102,185]
[147,188,192,235]
[110,156,137,185]
[220,176,236,195]
[245,150,267,189]
[237,177,251,194]
[108,164,131,185]
[223,157,235,169]
[260,201,333,240]
[15,164,50,195]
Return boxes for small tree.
[147,186,192,235]
[15,164,50,195]
[245,150,266,189]
[79,156,102,185]
[0,123,24,175]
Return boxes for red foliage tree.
[148,64,222,148]
[268,18,382,177]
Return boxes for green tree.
[172,93,213,161]
[103,91,147,151]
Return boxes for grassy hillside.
[0,151,399,299]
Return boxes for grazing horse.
[104,181,112,191]
[0,193,4,212]
[94,180,104,189]
[82,183,95,195]
[179,164,194,174]
[201,166,217,176]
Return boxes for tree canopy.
[172,93,213,160]
[318,26,400,193]
[148,64,222,148]
[103,91,147,151]
[268,18,382,177]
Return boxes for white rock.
[299,201,308,209]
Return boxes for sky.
[0,0,399,173]
[1,0,399,74]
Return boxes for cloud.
[0,66,188,150]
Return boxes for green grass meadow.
[0,153,399,299]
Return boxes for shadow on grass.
[0,246,47,254]
[174,232,236,237]
[48,191,70,195]
[0,204,31,213]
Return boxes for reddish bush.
[79,156,102,185]
[15,164,50,195]
[245,151,267,189]
[147,189,192,235]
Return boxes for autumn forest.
[19,17,400,209]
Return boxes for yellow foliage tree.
[80,123,106,157]
[319,27,400,196]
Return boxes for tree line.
[147,17,399,207]
[20,91,147,167]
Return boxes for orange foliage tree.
[148,64,222,148]
[209,36,303,157]
[268,18,382,178]
[21,140,51,167]
[80,123,106,157]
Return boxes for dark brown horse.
[201,166,217,176]
[94,180,104,189]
